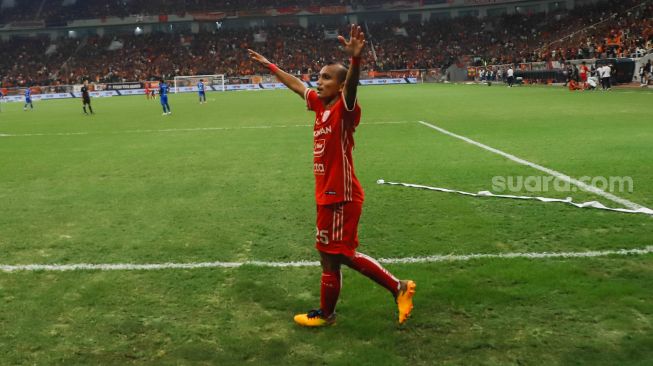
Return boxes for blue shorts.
[160,96,168,105]
[25,98,32,103]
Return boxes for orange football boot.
[397,280,416,324]
[293,309,336,327]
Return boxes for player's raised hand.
[247,49,271,67]
[248,48,306,96]
[338,24,366,58]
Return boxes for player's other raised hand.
[337,24,366,58]
[247,48,307,97]
[247,49,271,67]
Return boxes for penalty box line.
[1,246,652,273]
[0,121,410,138]
[418,120,651,212]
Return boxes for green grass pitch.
[1,84,652,365]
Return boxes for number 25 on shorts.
[316,228,329,245]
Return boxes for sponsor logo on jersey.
[314,139,326,157]
[314,125,332,138]
[314,163,325,175]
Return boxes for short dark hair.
[325,62,348,83]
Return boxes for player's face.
[317,65,345,101]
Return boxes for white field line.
[418,120,650,211]
[0,121,409,138]
[1,246,652,272]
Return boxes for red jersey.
[306,89,364,205]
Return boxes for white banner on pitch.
[377,179,653,216]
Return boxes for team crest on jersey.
[321,110,331,123]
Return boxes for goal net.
[173,74,225,93]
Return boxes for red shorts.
[580,74,588,82]
[315,201,362,257]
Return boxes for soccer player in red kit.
[248,24,416,327]
[579,61,589,88]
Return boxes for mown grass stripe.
[0,121,409,137]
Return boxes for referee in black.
[81,80,94,115]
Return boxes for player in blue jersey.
[198,79,206,104]
[24,88,33,111]
[159,79,171,115]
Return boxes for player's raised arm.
[337,24,366,110]
[248,49,307,98]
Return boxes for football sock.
[320,270,341,317]
[348,252,400,296]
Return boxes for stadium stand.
[0,0,651,87]
[0,1,387,24]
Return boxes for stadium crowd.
[0,0,385,24]
[0,0,651,87]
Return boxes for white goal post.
[173,74,225,93]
